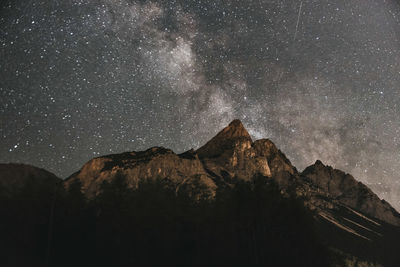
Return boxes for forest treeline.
[0,174,331,267]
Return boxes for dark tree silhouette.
[0,173,345,267]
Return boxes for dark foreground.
[0,175,334,267]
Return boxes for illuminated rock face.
[302,160,400,226]
[65,119,400,227]
[66,148,216,199]
[65,119,287,199]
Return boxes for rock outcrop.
[302,160,400,226]
[196,120,272,182]
[65,147,216,199]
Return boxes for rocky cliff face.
[65,120,297,199]
[195,120,296,184]
[65,147,216,199]
[65,119,400,231]
[302,160,400,226]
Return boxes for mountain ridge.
[64,119,400,227]
[2,119,400,266]
[0,163,61,195]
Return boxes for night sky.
[1,0,400,209]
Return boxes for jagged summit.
[302,160,400,226]
[314,159,324,166]
[203,119,251,144]
[196,119,252,158]
[220,119,252,140]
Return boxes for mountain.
[302,160,400,226]
[0,163,61,195]
[65,120,297,198]
[0,164,62,267]
[63,119,400,265]
[2,120,400,266]
[66,119,400,226]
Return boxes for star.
[1,0,400,210]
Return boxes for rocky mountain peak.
[302,160,400,226]
[196,119,252,158]
[314,159,324,166]
[222,119,252,140]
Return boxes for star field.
[1,0,400,209]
